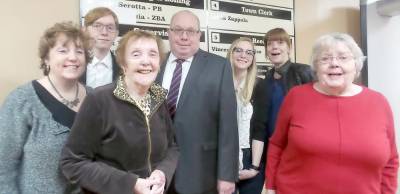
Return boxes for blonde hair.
[226,37,257,104]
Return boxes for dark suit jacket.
[156,49,239,193]
[80,51,120,85]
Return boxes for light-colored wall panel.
[0,0,360,103]
[0,0,79,102]
[295,0,360,64]
[363,1,400,191]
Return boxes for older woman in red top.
[265,33,398,194]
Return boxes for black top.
[250,61,314,163]
[32,80,76,128]
[251,61,314,139]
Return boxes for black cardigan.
[250,61,314,145]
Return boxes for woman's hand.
[261,186,276,194]
[238,169,258,180]
[133,178,152,194]
[149,170,166,194]
[267,189,276,194]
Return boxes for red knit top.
[265,83,398,194]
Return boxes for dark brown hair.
[263,28,292,50]
[38,21,91,75]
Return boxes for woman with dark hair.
[253,28,314,148]
[253,28,314,194]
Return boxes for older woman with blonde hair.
[265,33,398,194]
[227,37,265,193]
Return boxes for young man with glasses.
[81,7,121,88]
[156,10,238,194]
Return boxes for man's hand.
[217,180,235,194]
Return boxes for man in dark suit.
[80,7,120,88]
[157,10,238,194]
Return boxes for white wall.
[364,1,400,192]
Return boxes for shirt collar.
[274,60,292,75]
[167,53,194,64]
[113,75,168,116]
[89,52,112,69]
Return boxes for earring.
[46,65,50,73]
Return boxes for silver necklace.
[47,76,80,108]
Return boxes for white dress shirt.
[162,53,193,105]
[236,82,253,170]
[86,52,113,88]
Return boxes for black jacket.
[251,61,314,146]
[61,77,178,194]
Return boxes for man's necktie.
[166,59,185,118]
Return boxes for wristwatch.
[250,164,260,171]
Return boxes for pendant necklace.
[47,76,80,108]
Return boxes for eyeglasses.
[91,23,117,33]
[233,47,256,57]
[169,28,199,36]
[318,55,354,64]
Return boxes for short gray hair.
[170,10,200,30]
[310,33,366,77]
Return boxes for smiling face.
[266,39,290,67]
[86,15,118,52]
[315,42,357,92]
[123,37,160,92]
[168,11,201,59]
[232,41,255,72]
[45,34,86,81]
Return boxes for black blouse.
[32,80,76,128]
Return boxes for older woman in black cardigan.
[61,30,178,194]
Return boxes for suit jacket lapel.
[176,50,207,111]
